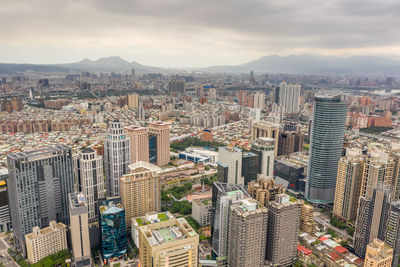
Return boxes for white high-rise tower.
[278,81,301,113]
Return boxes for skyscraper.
[354,186,392,258]
[238,90,247,107]
[251,137,275,178]
[277,81,301,113]
[253,92,265,109]
[382,202,400,267]
[75,148,105,223]
[277,130,304,156]
[364,239,393,267]
[148,122,170,166]
[7,146,74,255]
[227,198,268,267]
[104,120,131,197]
[127,93,139,109]
[306,91,347,204]
[251,121,280,156]
[120,161,161,229]
[124,126,149,164]
[333,148,364,224]
[217,146,243,186]
[100,201,127,264]
[168,79,185,96]
[211,183,249,258]
[266,194,301,267]
[69,193,91,267]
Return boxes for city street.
[0,235,18,267]
[313,211,352,240]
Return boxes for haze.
[1,0,400,67]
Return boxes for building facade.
[104,120,131,197]
[25,221,68,264]
[364,239,393,267]
[251,137,275,179]
[251,121,280,156]
[247,178,284,207]
[306,91,347,204]
[75,148,105,223]
[217,146,243,186]
[277,81,301,113]
[120,161,161,229]
[7,146,74,255]
[148,122,170,166]
[192,198,212,226]
[125,126,149,164]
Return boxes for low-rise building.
[25,221,68,264]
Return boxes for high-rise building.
[227,198,268,267]
[251,137,275,178]
[277,131,304,156]
[266,194,301,267]
[382,202,400,267]
[127,93,139,109]
[148,122,170,166]
[139,217,199,267]
[168,79,186,96]
[364,239,393,267]
[125,126,149,164]
[354,186,392,257]
[0,169,11,233]
[75,148,105,223]
[277,81,301,113]
[247,178,284,209]
[253,92,265,109]
[238,90,247,107]
[104,120,131,197]
[192,198,212,226]
[306,91,347,204]
[300,202,316,235]
[333,148,364,224]
[25,221,68,264]
[7,146,74,255]
[217,146,243,186]
[100,201,127,264]
[241,151,259,186]
[120,161,161,229]
[251,121,280,156]
[69,193,91,267]
[211,183,249,258]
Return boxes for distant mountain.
[0,63,72,74]
[205,54,400,75]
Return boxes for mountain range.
[1,54,400,75]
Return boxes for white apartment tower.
[278,81,301,113]
[104,120,131,197]
[75,148,105,223]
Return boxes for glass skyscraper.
[306,91,347,204]
[100,201,127,264]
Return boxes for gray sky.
[1,0,399,67]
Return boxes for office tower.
[25,221,68,264]
[227,198,268,267]
[277,131,304,156]
[104,120,131,197]
[300,202,316,235]
[306,91,347,204]
[382,202,400,267]
[69,193,91,267]
[251,137,275,178]
[127,93,139,109]
[120,161,161,229]
[201,129,213,142]
[217,146,243,185]
[266,194,301,267]
[274,153,308,193]
[211,183,249,258]
[364,239,393,267]
[333,148,364,223]
[138,105,146,120]
[125,126,149,164]
[192,198,212,226]
[238,90,247,107]
[247,178,284,207]
[148,122,170,166]
[139,217,199,267]
[100,201,127,264]
[168,79,186,96]
[354,186,392,257]
[0,169,11,232]
[241,151,259,186]
[75,148,105,223]
[277,81,301,113]
[360,150,394,199]
[251,121,280,156]
[7,146,74,255]
[253,92,265,109]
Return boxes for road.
[0,235,18,267]
[313,211,352,240]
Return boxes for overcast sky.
[1,0,400,67]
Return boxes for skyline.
[1,0,400,67]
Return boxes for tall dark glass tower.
[305,91,347,204]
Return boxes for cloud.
[0,0,399,67]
